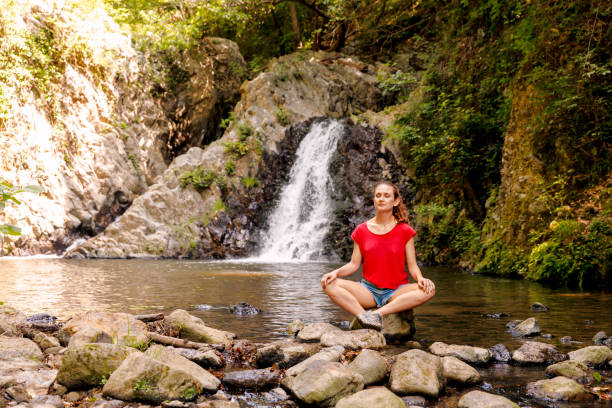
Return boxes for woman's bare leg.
[322,279,377,316]
[376,283,435,316]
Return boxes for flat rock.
[458,390,519,408]
[389,349,445,397]
[21,394,64,408]
[285,346,344,378]
[511,341,566,365]
[428,342,491,364]
[6,367,57,400]
[166,309,235,346]
[168,347,224,368]
[58,311,147,347]
[489,344,511,362]
[567,345,612,367]
[0,305,26,336]
[347,349,387,385]
[442,356,481,385]
[510,317,540,337]
[256,340,320,368]
[67,326,113,348]
[0,337,43,369]
[320,329,386,350]
[335,387,405,408]
[526,376,594,402]
[222,368,280,390]
[296,323,340,343]
[350,310,416,341]
[545,360,592,384]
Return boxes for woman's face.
[373,184,399,212]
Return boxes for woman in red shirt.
[321,181,435,330]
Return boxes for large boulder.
[67,327,113,348]
[284,346,344,378]
[458,390,519,408]
[56,343,139,389]
[389,349,445,397]
[347,349,387,385]
[335,387,405,408]
[102,345,220,403]
[441,356,482,385]
[545,360,592,384]
[0,337,55,399]
[0,337,43,369]
[349,310,415,341]
[281,360,364,407]
[428,342,491,364]
[256,341,320,368]
[165,309,235,346]
[58,311,148,347]
[320,329,386,350]
[0,305,26,336]
[511,341,566,365]
[567,346,612,367]
[526,376,595,402]
[296,323,341,343]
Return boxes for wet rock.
[33,333,60,351]
[256,340,320,368]
[511,341,566,365]
[286,320,305,337]
[530,302,548,312]
[58,311,148,347]
[66,326,113,348]
[56,343,138,389]
[483,312,507,319]
[335,387,405,408]
[428,342,491,364]
[320,329,386,350]
[505,320,521,330]
[195,400,239,408]
[168,347,224,368]
[541,333,553,339]
[229,302,261,316]
[0,305,26,336]
[560,336,582,345]
[0,337,43,369]
[166,309,235,346]
[389,349,445,397]
[349,310,416,341]
[546,360,593,384]
[526,376,595,402]
[402,395,426,406]
[458,390,519,408]
[281,360,364,407]
[593,331,607,345]
[296,323,341,343]
[568,345,612,367]
[222,368,280,390]
[442,356,482,385]
[285,346,344,378]
[605,338,612,347]
[489,344,511,362]
[347,349,387,385]
[510,317,540,337]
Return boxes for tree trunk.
[289,3,302,48]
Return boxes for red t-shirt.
[351,222,417,289]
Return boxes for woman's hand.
[417,277,435,295]
[321,270,339,289]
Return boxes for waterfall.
[258,119,344,261]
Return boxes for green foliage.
[241,176,260,189]
[225,159,235,176]
[133,379,152,394]
[376,69,418,103]
[237,123,254,141]
[219,112,235,130]
[180,168,216,191]
[593,372,602,383]
[182,386,199,401]
[274,105,291,126]
[0,181,44,236]
[223,124,253,158]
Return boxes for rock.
[541,333,553,339]
[25,395,64,408]
[568,345,612,367]
[320,329,386,350]
[103,345,220,403]
[511,341,566,365]
[56,343,138,389]
[530,302,548,311]
[402,395,426,406]
[296,323,341,343]
[3,367,57,400]
[347,349,387,385]
[593,331,607,345]
[66,326,113,348]
[441,356,482,385]
[510,317,540,337]
[229,302,261,316]
[168,347,224,368]
[166,309,235,346]
[281,360,364,407]
[389,349,445,397]
[256,340,320,368]
[58,311,148,347]
[162,400,190,408]
[90,399,126,408]
[6,384,31,403]
[526,376,595,402]
[0,305,26,336]
[33,333,61,350]
[286,320,305,337]
[0,337,43,369]
[285,346,344,378]
[222,368,280,390]
[335,387,405,408]
[489,344,511,362]
[483,312,508,319]
[50,383,67,396]
[195,400,239,408]
[458,390,519,408]
[428,342,491,364]
[545,360,593,384]
[349,310,416,341]
[64,391,82,402]
[560,336,582,345]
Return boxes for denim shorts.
[360,279,407,308]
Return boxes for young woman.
[320,181,435,330]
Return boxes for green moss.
[180,168,216,191]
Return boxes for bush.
[180,168,216,191]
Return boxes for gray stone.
[489,344,511,362]
[402,395,426,406]
[567,345,612,367]
[66,327,112,348]
[7,384,31,402]
[221,368,280,390]
[194,400,239,408]
[350,310,416,341]
[166,309,235,346]
[286,320,305,337]
[64,391,82,402]
[229,302,261,316]
[510,317,540,337]
[90,399,126,408]
[285,346,344,378]
[0,337,43,369]
[256,340,320,368]
[24,394,64,408]
[428,342,491,364]
[593,331,607,345]
[545,360,593,384]
[526,376,595,402]
[511,341,566,365]
[560,336,582,344]
[168,347,224,368]
[441,356,482,385]
[161,400,190,408]
[530,302,548,311]
[33,333,60,351]
[320,329,386,350]
[58,311,148,347]
[0,305,26,336]
[458,390,519,408]
[296,323,340,343]
[389,349,445,397]
[347,349,387,385]
[335,387,405,408]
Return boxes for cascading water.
[258,119,344,261]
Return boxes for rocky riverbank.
[1,303,611,408]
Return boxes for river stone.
[281,360,364,407]
[335,387,405,408]
[560,336,582,345]
[5,367,57,399]
[349,310,416,341]
[166,309,235,346]
[526,376,594,402]
[296,323,341,343]
[593,331,607,345]
[56,343,138,389]
[285,346,344,378]
[0,305,26,336]
[458,390,519,408]
[221,368,280,390]
[256,340,320,368]
[320,329,386,350]
[58,311,148,347]
[511,341,566,365]
[389,349,445,397]
[442,356,482,385]
[530,302,548,312]
[347,349,387,385]
[510,317,540,337]
[545,360,592,384]
[287,320,305,337]
[33,333,61,351]
[196,401,240,408]
[567,345,612,367]
[67,326,113,348]
[168,347,224,368]
[103,345,219,403]
[489,344,511,362]
[428,342,491,364]
[25,395,64,408]
[0,337,43,369]
[229,302,261,316]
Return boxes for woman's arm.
[321,243,362,289]
[405,237,435,294]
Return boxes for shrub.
[180,168,216,191]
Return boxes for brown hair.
[374,181,410,224]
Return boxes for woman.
[321,181,435,331]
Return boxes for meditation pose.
[321,181,435,330]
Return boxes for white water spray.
[257,120,344,261]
